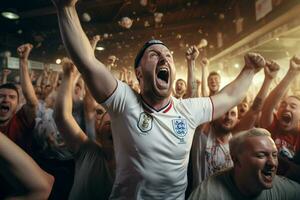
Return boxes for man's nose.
[158,54,168,64]
[286,105,293,111]
[224,112,230,118]
[267,155,277,167]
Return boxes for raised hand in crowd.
[54,56,113,200]
[52,0,116,103]
[90,35,101,50]
[244,52,265,73]
[260,55,300,184]
[261,55,300,129]
[17,43,39,120]
[234,59,280,132]
[290,55,300,72]
[54,57,86,152]
[17,43,33,60]
[200,56,211,97]
[1,69,12,84]
[186,45,199,98]
[265,60,280,80]
[210,52,265,120]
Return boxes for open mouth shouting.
[261,169,276,186]
[0,104,10,115]
[279,112,292,126]
[156,66,170,89]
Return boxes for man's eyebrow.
[147,48,171,55]
[147,49,159,53]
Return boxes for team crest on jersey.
[172,118,187,143]
[137,112,153,133]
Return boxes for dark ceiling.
[0,0,241,67]
[0,0,299,71]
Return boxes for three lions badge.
[172,118,187,143]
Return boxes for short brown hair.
[208,71,221,80]
[0,83,19,102]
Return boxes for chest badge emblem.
[137,112,153,133]
[172,118,188,143]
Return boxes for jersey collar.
[141,97,173,113]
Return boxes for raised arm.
[127,70,133,85]
[1,69,11,85]
[52,0,116,102]
[121,67,129,83]
[200,57,210,97]
[17,44,39,117]
[80,33,105,121]
[83,84,98,139]
[234,60,279,132]
[185,45,199,98]
[196,79,202,97]
[53,58,88,153]
[0,132,53,200]
[261,56,300,128]
[90,35,101,51]
[50,71,60,90]
[211,53,265,120]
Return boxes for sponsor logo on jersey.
[137,112,153,133]
[172,118,187,143]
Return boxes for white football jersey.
[103,80,213,200]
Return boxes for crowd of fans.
[1,0,300,199]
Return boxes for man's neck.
[210,90,217,96]
[215,133,231,144]
[141,95,171,111]
[0,118,10,126]
[175,93,184,99]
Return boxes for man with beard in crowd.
[190,107,239,189]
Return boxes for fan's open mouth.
[157,68,169,83]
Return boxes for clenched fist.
[92,35,101,43]
[265,60,280,79]
[17,43,33,60]
[244,52,265,73]
[289,55,300,72]
[62,57,76,75]
[186,45,199,61]
[2,69,11,76]
[199,57,209,67]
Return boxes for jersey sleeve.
[101,80,138,116]
[180,97,213,127]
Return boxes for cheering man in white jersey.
[52,0,265,198]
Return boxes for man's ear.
[135,67,142,83]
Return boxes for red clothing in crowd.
[0,106,35,154]
[267,114,300,158]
